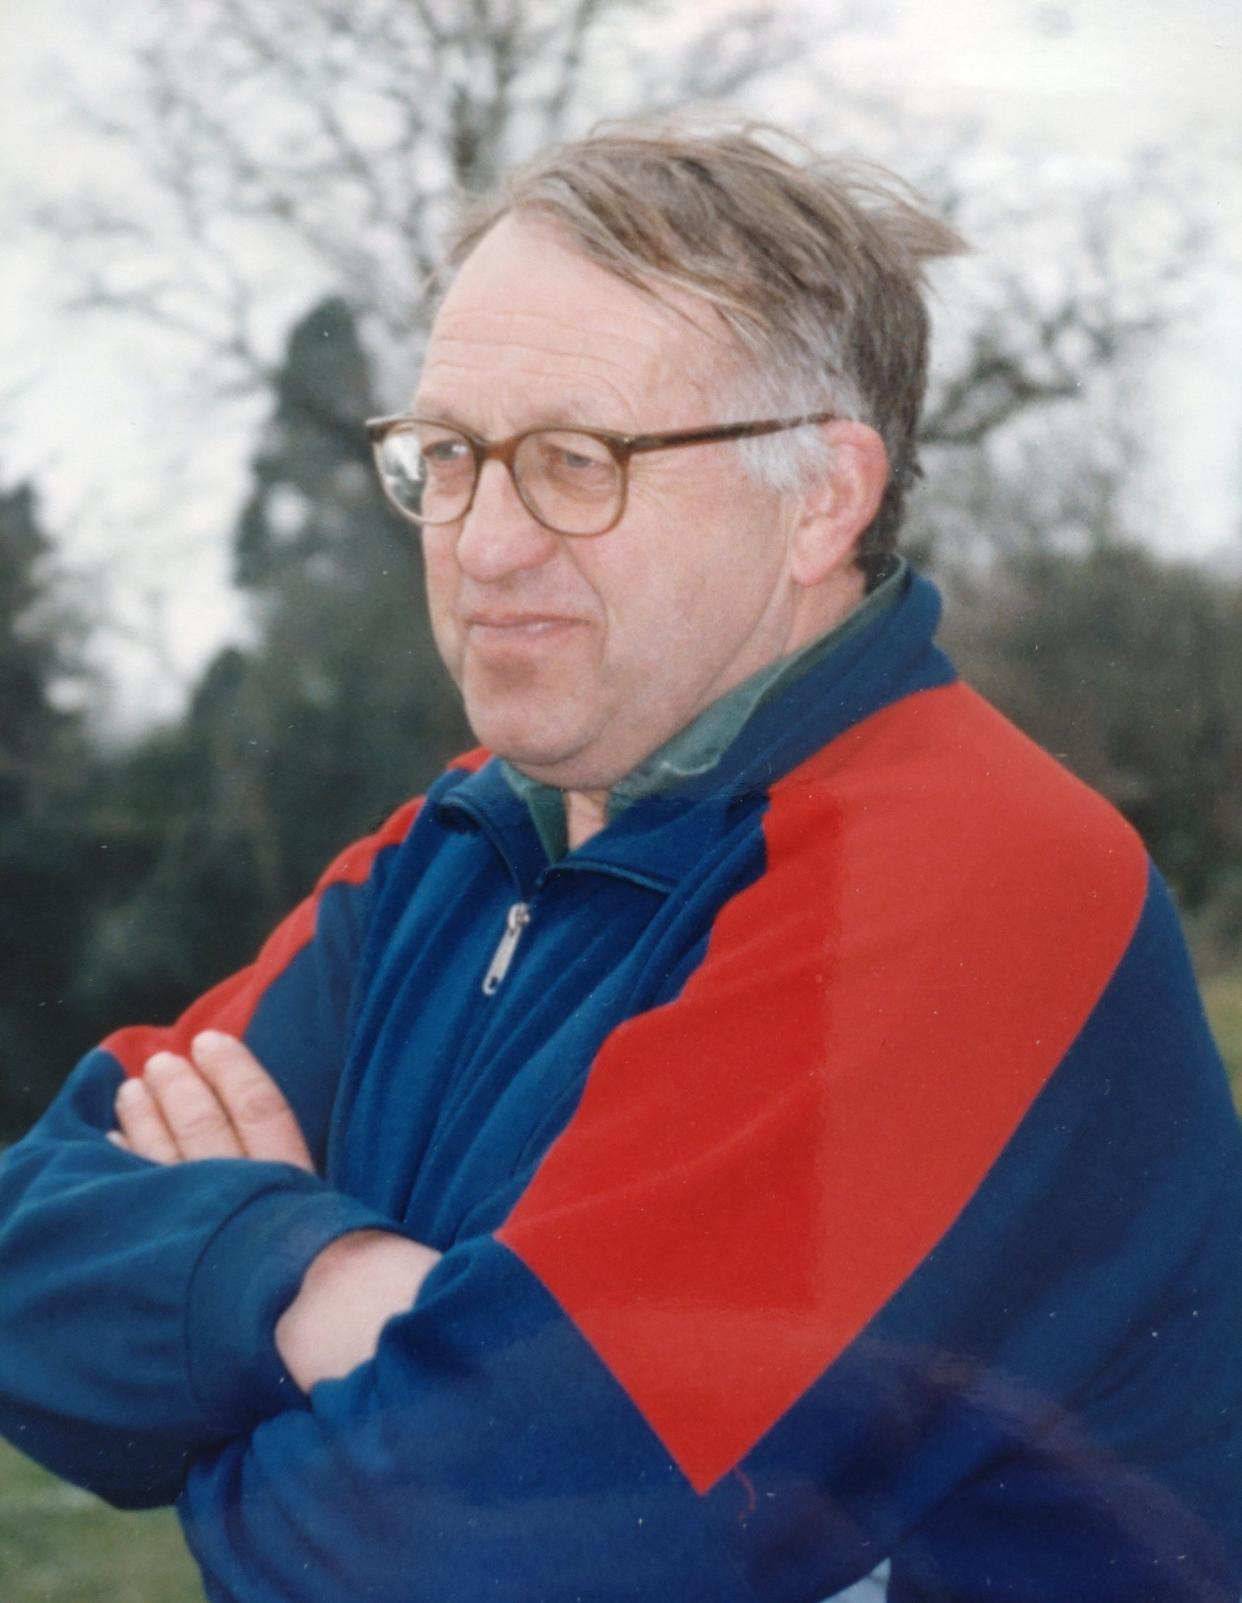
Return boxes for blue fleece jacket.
[1,570,1240,1603]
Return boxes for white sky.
[2,0,1240,730]
[870,0,1241,130]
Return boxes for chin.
[464,693,586,777]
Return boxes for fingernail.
[144,1052,180,1078]
[117,1078,145,1102]
[192,1030,232,1053]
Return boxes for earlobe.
[788,422,889,588]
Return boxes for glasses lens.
[375,422,474,524]
[514,430,623,535]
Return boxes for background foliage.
[2,0,1239,1135]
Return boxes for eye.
[559,446,602,471]
[421,435,471,466]
[533,432,615,480]
[412,433,476,492]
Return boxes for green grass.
[0,972,1239,1600]
[1203,968,1242,1110]
[0,1442,202,1603]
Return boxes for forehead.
[416,214,733,429]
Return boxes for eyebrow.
[407,395,632,434]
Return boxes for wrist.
[275,1229,441,1392]
[186,1184,394,1431]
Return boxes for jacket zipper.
[482,901,531,995]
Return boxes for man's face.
[414,214,803,792]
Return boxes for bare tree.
[22,0,1225,654]
[43,0,869,396]
[918,144,1210,453]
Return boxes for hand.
[113,1033,438,1389]
[275,1230,442,1391]
[112,1033,437,1389]
[111,1031,315,1172]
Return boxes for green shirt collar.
[502,559,906,861]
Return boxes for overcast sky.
[2,0,1240,729]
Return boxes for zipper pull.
[482,901,531,995]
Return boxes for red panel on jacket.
[497,683,1148,1493]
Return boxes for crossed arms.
[110,1030,438,1395]
[1,780,1240,1602]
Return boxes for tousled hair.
[447,114,967,583]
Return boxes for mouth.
[466,612,583,632]
[463,613,587,653]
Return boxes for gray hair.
[447,114,967,584]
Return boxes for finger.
[190,1032,315,1172]
[114,1076,181,1165]
[106,1131,131,1151]
[143,1051,246,1161]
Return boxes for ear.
[787,421,889,588]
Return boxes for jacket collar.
[436,567,954,893]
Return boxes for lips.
[462,613,588,655]
[465,611,584,631]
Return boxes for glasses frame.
[365,412,838,537]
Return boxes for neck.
[560,569,871,851]
[565,787,610,850]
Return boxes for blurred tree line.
[2,0,1239,1133]
[0,300,470,1134]
[3,291,1239,1135]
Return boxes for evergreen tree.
[229,295,470,896]
[945,540,1242,926]
[73,299,469,1037]
[0,482,95,1134]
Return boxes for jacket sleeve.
[175,860,1242,1603]
[0,801,421,1509]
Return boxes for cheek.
[585,545,729,710]
[615,480,778,638]
[572,531,670,656]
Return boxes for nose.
[453,458,558,583]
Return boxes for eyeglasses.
[365,412,837,537]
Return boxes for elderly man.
[1,120,1239,1603]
